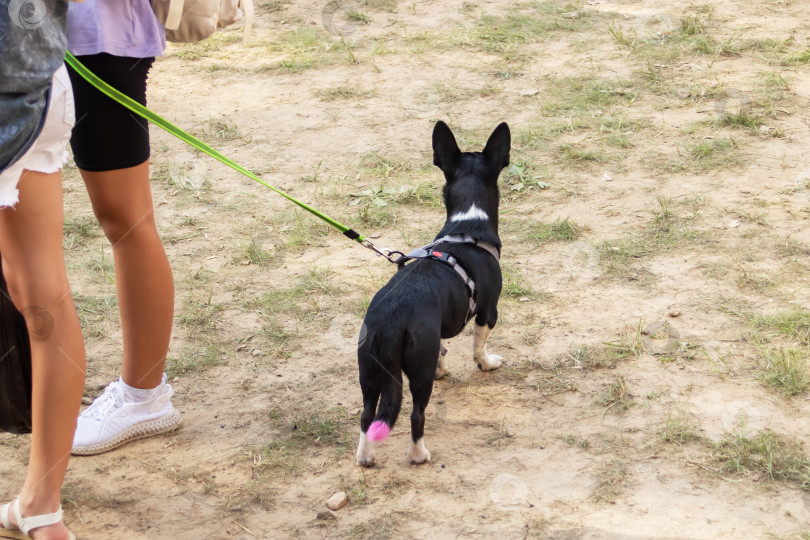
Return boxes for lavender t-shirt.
[67,0,165,58]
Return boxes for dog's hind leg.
[434,340,449,379]
[406,373,434,464]
[356,384,380,467]
[473,323,502,371]
[402,333,438,464]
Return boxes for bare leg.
[79,161,173,389]
[473,324,502,371]
[0,170,85,540]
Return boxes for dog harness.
[391,235,501,317]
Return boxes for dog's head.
[432,121,510,234]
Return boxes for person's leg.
[79,160,173,389]
[0,170,85,540]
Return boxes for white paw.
[408,438,432,464]
[356,433,376,467]
[476,354,503,371]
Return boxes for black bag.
[0,254,32,434]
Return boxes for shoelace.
[80,383,123,421]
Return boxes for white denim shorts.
[0,64,75,207]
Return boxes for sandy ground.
[4,0,810,538]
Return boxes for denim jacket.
[0,0,67,173]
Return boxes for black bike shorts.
[66,53,154,172]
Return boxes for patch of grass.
[751,311,810,346]
[166,340,226,379]
[265,27,355,73]
[679,15,706,36]
[598,196,705,275]
[541,77,636,115]
[661,413,704,444]
[347,9,371,24]
[718,111,765,130]
[348,515,398,540]
[349,182,440,208]
[357,203,396,227]
[475,7,587,59]
[603,320,645,361]
[168,32,242,60]
[316,86,376,101]
[599,375,633,414]
[502,264,536,299]
[755,340,809,397]
[63,216,100,249]
[360,0,397,11]
[689,137,736,160]
[73,294,117,337]
[502,160,550,194]
[178,292,223,328]
[273,209,331,250]
[243,238,281,266]
[782,49,810,65]
[563,434,590,449]
[712,429,810,490]
[262,267,337,323]
[591,459,630,503]
[559,143,609,164]
[524,218,581,245]
[249,408,353,479]
[196,119,243,143]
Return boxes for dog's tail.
[367,374,401,442]
[359,323,404,443]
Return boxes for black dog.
[356,121,510,466]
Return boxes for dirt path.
[3,0,810,538]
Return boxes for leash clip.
[362,241,407,265]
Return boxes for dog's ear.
[433,121,461,173]
[483,122,511,170]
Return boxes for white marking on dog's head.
[450,203,489,223]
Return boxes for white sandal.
[0,498,75,540]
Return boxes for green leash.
[64,51,396,261]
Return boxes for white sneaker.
[72,375,181,456]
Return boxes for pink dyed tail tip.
[367,421,391,442]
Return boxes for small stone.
[81,396,92,405]
[326,491,348,511]
[601,172,612,182]
[504,428,515,437]
[677,89,690,98]
[316,510,336,521]
[520,89,539,96]
[350,408,361,415]
[668,311,681,318]
[252,349,263,357]
[729,220,741,228]
[173,377,180,383]
[519,297,530,302]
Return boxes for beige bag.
[151,0,254,44]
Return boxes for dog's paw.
[356,433,376,467]
[357,454,376,467]
[356,449,376,467]
[476,354,503,371]
[407,439,432,464]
